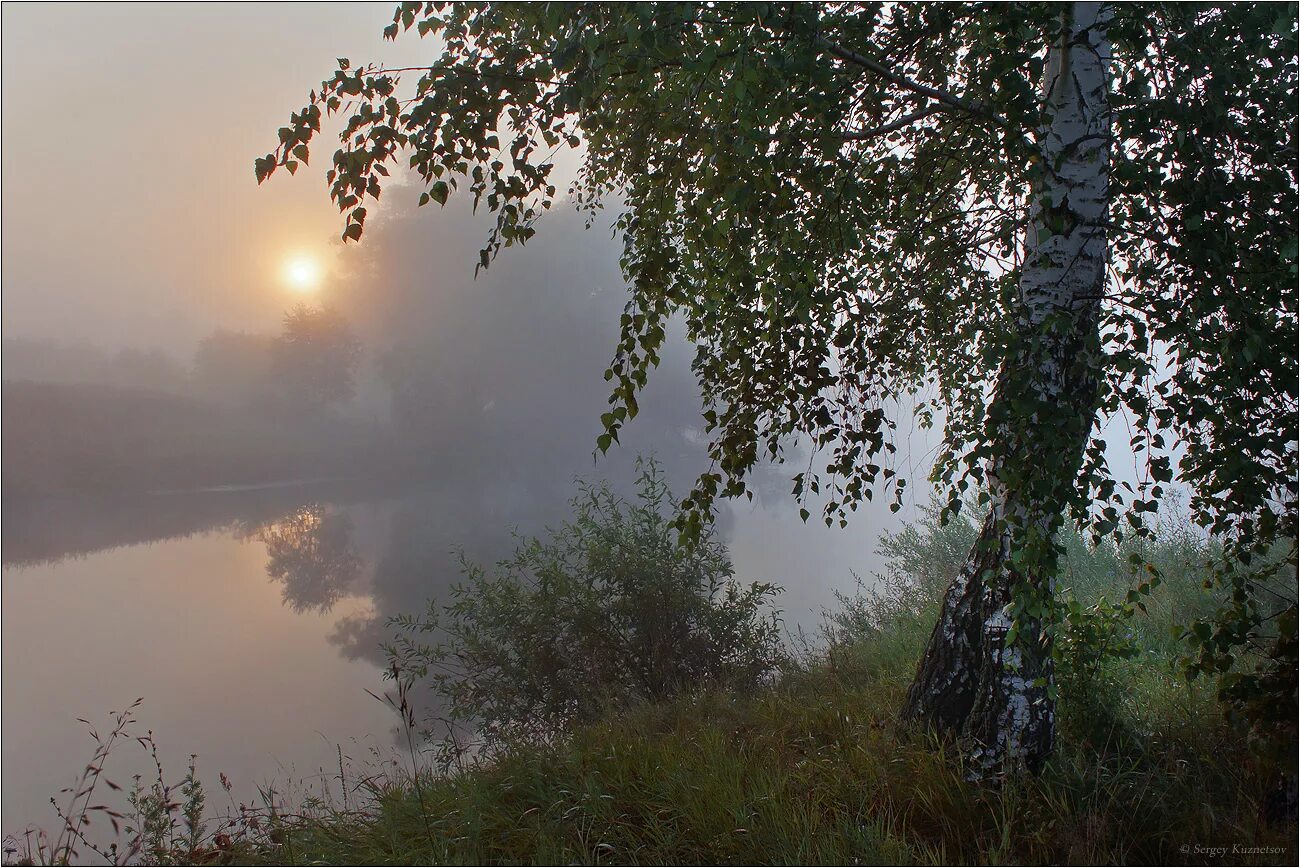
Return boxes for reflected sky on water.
[2,474,894,838]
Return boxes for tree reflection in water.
[246,504,363,613]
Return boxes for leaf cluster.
[386,458,785,747]
[263,1,1297,725]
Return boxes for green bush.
[823,497,1236,744]
[387,459,784,746]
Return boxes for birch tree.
[260,1,1298,772]
[900,2,1113,771]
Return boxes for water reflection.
[2,471,879,839]
[4,467,874,672]
[239,504,364,614]
[0,481,380,570]
[323,483,592,665]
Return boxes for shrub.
[387,458,784,746]
[824,496,1233,746]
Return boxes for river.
[1,476,886,844]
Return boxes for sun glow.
[283,255,322,294]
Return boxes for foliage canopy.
[274,304,362,409]
[262,2,1296,728]
[263,2,1294,536]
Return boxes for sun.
[283,255,323,294]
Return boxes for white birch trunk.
[903,2,1112,775]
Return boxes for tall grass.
[231,501,1293,865]
[6,502,1294,865]
[235,646,1290,865]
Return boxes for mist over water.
[2,182,924,838]
[0,5,1181,850]
[0,11,928,819]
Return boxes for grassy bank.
[229,501,1294,866]
[8,501,1295,866]
[230,630,1289,865]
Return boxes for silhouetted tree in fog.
[274,304,362,411]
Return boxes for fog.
[2,2,1170,654]
[3,6,1206,844]
[2,3,929,684]
[3,183,911,629]
[2,10,911,813]
[1,2,432,353]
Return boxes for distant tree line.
[192,304,361,413]
[2,306,371,499]
[6,304,362,416]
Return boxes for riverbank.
[207,622,1295,865]
[15,591,1293,866]
[6,498,1294,866]
[1,380,398,501]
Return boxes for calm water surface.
[2,479,878,838]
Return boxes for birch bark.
[901,1,1113,774]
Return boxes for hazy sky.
[0,0,931,609]
[2,2,437,353]
[0,0,1155,536]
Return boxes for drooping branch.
[761,105,946,148]
[817,35,1011,129]
[840,105,944,140]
